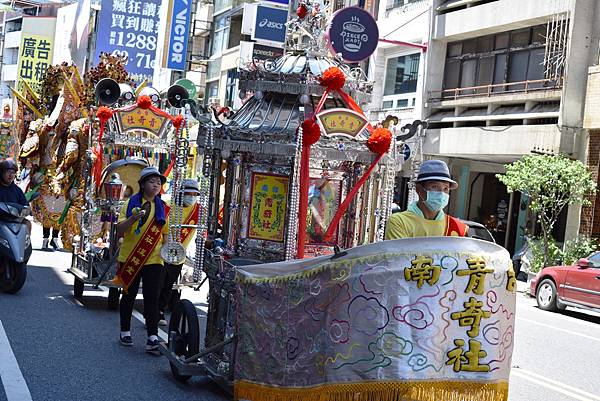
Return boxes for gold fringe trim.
[234,380,509,401]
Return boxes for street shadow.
[533,305,600,325]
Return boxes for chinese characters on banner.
[17,33,54,94]
[248,172,289,242]
[94,0,162,84]
[235,238,516,401]
[116,107,169,136]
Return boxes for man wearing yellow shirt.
[158,178,200,325]
[385,160,467,239]
[115,166,169,354]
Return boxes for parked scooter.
[0,201,31,293]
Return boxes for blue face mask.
[424,191,449,212]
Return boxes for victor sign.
[252,4,288,46]
[326,7,379,63]
[164,0,192,71]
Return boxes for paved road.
[2,225,600,401]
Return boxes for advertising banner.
[163,0,193,71]
[17,17,56,94]
[326,7,379,63]
[235,237,516,401]
[252,4,288,46]
[94,0,162,84]
[252,43,284,61]
[53,0,91,70]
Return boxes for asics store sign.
[253,5,288,45]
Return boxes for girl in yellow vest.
[116,166,169,354]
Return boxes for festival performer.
[385,160,467,239]
[115,166,169,354]
[158,178,200,325]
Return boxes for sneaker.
[146,338,160,355]
[50,238,60,250]
[158,312,167,327]
[120,335,133,346]
[42,238,54,251]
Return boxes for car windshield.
[588,252,600,267]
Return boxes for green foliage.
[562,236,598,266]
[497,155,597,267]
[528,237,561,273]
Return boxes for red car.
[530,253,600,312]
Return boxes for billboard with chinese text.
[17,17,56,94]
[94,0,162,84]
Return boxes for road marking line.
[0,321,32,401]
[131,310,169,340]
[516,316,600,343]
[512,369,600,401]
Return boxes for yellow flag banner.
[234,237,516,401]
[17,32,54,95]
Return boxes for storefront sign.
[252,5,288,45]
[17,17,56,94]
[248,172,289,242]
[252,43,284,61]
[116,107,169,136]
[326,7,378,63]
[316,108,369,138]
[94,0,162,84]
[163,0,192,71]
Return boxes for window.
[384,53,420,95]
[214,0,233,13]
[207,58,221,80]
[206,81,219,103]
[442,23,556,96]
[225,69,239,108]
[210,15,230,56]
[387,0,423,10]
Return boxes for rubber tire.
[108,287,120,310]
[536,279,559,312]
[73,277,84,300]
[168,299,200,383]
[0,261,27,294]
[168,289,182,312]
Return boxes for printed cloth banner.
[234,237,516,401]
[248,172,289,242]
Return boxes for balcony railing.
[429,78,562,101]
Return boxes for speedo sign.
[164,0,193,71]
[252,4,289,45]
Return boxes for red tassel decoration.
[137,95,153,109]
[301,119,321,146]
[172,114,185,131]
[297,4,308,18]
[319,67,346,92]
[367,128,392,155]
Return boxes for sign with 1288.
[94,0,162,84]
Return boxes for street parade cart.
[157,2,517,401]
[66,77,198,308]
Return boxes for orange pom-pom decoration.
[301,119,321,146]
[319,67,346,91]
[367,128,392,155]
[137,95,153,109]
[297,4,308,18]
[96,106,113,123]
[172,114,185,131]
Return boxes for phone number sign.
[94,0,161,84]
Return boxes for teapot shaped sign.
[326,7,379,63]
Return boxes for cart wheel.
[73,277,84,300]
[168,289,181,312]
[108,288,120,310]
[168,299,199,383]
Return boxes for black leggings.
[43,227,59,239]
[119,264,163,337]
[159,263,182,312]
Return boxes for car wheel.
[536,279,560,312]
